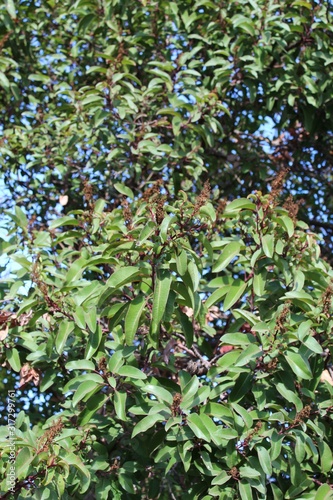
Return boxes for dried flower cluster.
[122,197,133,229]
[321,283,333,317]
[83,179,93,202]
[268,168,288,206]
[283,195,304,222]
[37,419,63,453]
[171,393,182,417]
[274,304,290,336]
[293,405,311,425]
[193,181,211,215]
[142,180,163,202]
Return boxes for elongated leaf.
[224,279,247,310]
[186,414,211,442]
[132,414,165,438]
[232,309,260,325]
[56,321,75,355]
[285,351,312,380]
[49,216,80,229]
[187,260,200,291]
[5,0,17,19]
[176,249,187,276]
[159,215,176,242]
[79,394,108,426]
[6,347,21,372]
[65,256,87,283]
[257,445,272,475]
[138,221,156,244]
[114,182,134,199]
[262,233,274,258]
[145,384,174,405]
[65,360,95,371]
[117,365,147,379]
[16,447,33,480]
[107,266,141,289]
[205,285,229,308]
[235,344,262,366]
[224,199,256,213]
[85,324,102,360]
[212,241,241,273]
[125,294,146,345]
[229,372,253,403]
[108,351,124,374]
[150,268,172,347]
[277,215,294,238]
[72,380,102,407]
[211,471,231,486]
[177,308,194,347]
[58,451,91,493]
[114,390,127,421]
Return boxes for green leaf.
[199,202,216,222]
[256,445,272,475]
[229,373,253,403]
[85,324,103,360]
[107,266,141,289]
[117,365,147,379]
[114,390,127,421]
[187,260,200,292]
[177,308,194,347]
[262,233,274,258]
[58,451,91,493]
[277,215,294,238]
[283,290,315,304]
[15,206,28,229]
[314,484,333,500]
[55,319,75,355]
[159,215,176,242]
[187,414,212,442]
[72,379,103,406]
[239,481,253,500]
[318,440,333,473]
[138,220,156,244]
[65,360,95,371]
[285,351,312,380]
[108,351,124,373]
[145,384,174,405]
[6,347,21,372]
[114,182,134,200]
[49,216,80,229]
[235,344,262,366]
[125,294,146,345]
[232,309,260,325]
[176,249,188,276]
[205,285,229,308]
[150,268,172,347]
[212,241,241,273]
[224,199,256,213]
[132,414,165,438]
[253,271,265,296]
[5,0,17,19]
[223,279,247,310]
[16,447,33,480]
[79,394,108,426]
[211,471,231,486]
[65,256,87,283]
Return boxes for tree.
[0,1,333,499]
[0,0,333,261]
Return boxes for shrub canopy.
[0,1,333,499]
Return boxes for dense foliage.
[0,1,333,499]
[1,185,333,498]
[0,0,333,259]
